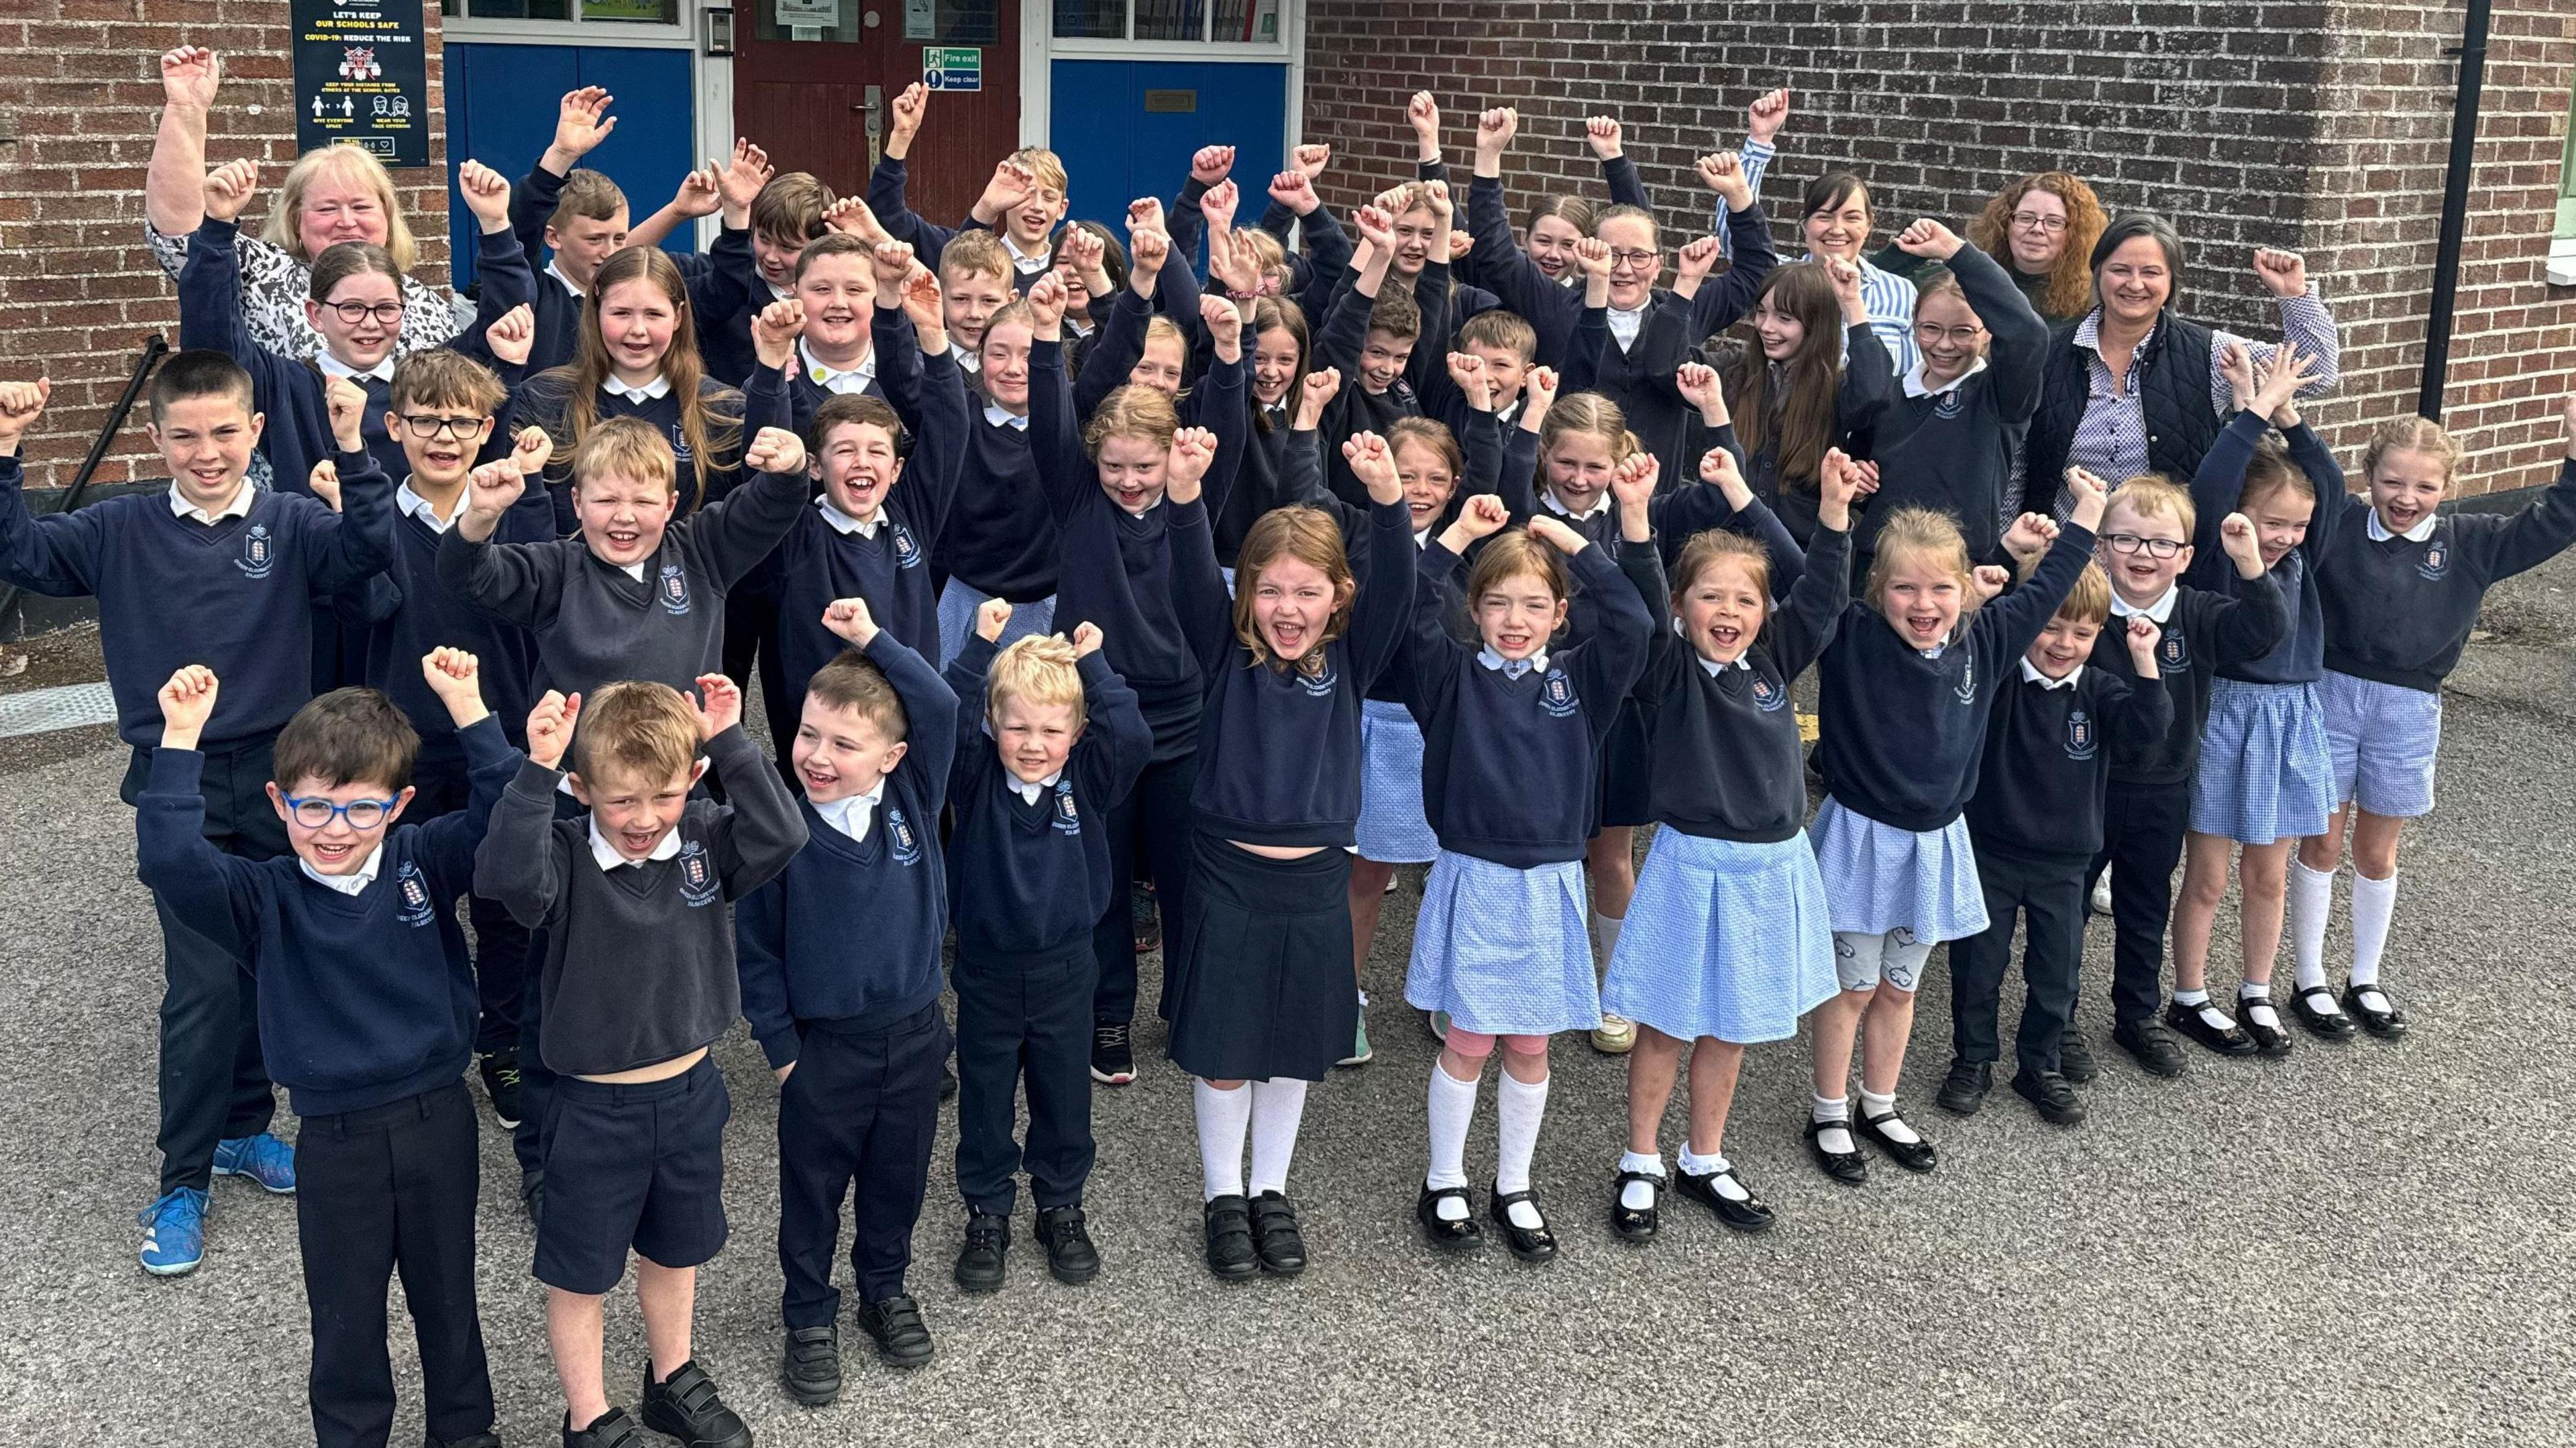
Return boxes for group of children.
[5,51,2575,1448]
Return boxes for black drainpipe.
[2417,0,2493,422]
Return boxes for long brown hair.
[1968,172,2106,321]
[1232,506,1356,673]
[1728,262,1843,494]
[561,246,741,509]
[1251,296,1309,435]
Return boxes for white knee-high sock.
[2289,859,2334,993]
[1246,1077,1309,1197]
[1425,1063,1479,1201]
[1193,1080,1252,1202]
[1495,1069,1550,1196]
[1590,909,1625,971]
[2350,873,2397,989]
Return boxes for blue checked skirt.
[2192,677,2335,844]
[1405,850,1600,1037]
[1603,827,1839,1044]
[1809,796,1989,943]
[935,578,1058,664]
[1355,700,1439,864]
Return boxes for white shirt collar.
[170,478,256,524]
[984,403,1029,431]
[1541,488,1613,522]
[767,280,794,304]
[802,339,877,394]
[1002,233,1049,266]
[816,494,882,538]
[952,341,983,374]
[1477,647,1548,677]
[604,374,674,404]
[618,559,649,582]
[812,779,885,842]
[2019,656,2083,689]
[299,842,386,895]
[316,351,394,385]
[2110,584,2178,624]
[396,482,463,532]
[545,260,586,298]
[588,818,682,871]
[1010,769,1063,806]
[2367,508,2438,544]
[1903,353,1988,399]
[1605,300,1648,350]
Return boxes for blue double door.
[1048,60,1288,232]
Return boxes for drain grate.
[0,682,117,739]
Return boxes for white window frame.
[1018,0,1303,159]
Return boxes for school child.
[1220,295,1313,571]
[2062,471,2287,1077]
[874,80,1065,284]
[1404,91,1638,296]
[933,230,1020,381]
[923,292,1063,661]
[1600,449,1864,1241]
[1311,199,1433,507]
[476,671,802,1448]
[737,599,959,1399]
[0,365,392,1274]
[1440,309,1540,433]
[1943,564,2171,1126]
[2169,344,2340,1055]
[137,653,513,1448]
[1161,429,1417,1279]
[705,158,837,384]
[1066,219,1193,423]
[1403,459,1659,1261]
[1802,467,2108,1184]
[774,233,888,432]
[507,89,640,375]
[2296,396,2576,1035]
[941,604,1152,1291]
[1720,258,1896,544]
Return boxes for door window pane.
[1134,0,1205,41]
[1210,0,1280,43]
[2558,89,2575,239]
[1054,0,1123,39]
[759,0,860,41]
[580,0,678,21]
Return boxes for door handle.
[863,84,883,168]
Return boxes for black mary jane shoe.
[2343,981,2408,1038]
[2236,995,2294,1056]
[1415,1184,1485,1253]
[1202,1194,1260,1280]
[2166,999,2255,1058]
[1674,1164,1776,1233]
[1608,1170,1662,1243]
[1856,1110,1938,1174]
[1487,1186,1559,1264]
[1803,1118,1868,1186]
[2289,984,2358,1041]
[1250,1191,1308,1276]
[2056,1028,2100,1084]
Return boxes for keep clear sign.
[292,0,429,168]
[922,46,981,92]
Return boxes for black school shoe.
[2166,999,2255,1057]
[1202,1194,1259,1280]
[2010,1068,2087,1126]
[1857,1109,1937,1174]
[478,1047,523,1128]
[1487,1186,1559,1263]
[431,1434,503,1448]
[1415,1184,1484,1252]
[2112,1018,2188,1078]
[1034,1204,1101,1284]
[2343,981,2409,1038]
[856,1294,934,1368]
[1675,1164,1776,1233]
[953,1211,1008,1293]
[639,1360,751,1448]
[1803,1119,1867,1185]
[940,1064,958,1101]
[780,1325,841,1406]
[2057,1029,2099,1084]
[1936,1058,1993,1116]
[2237,995,2294,1056]
[2290,984,2359,1040]
[563,1407,646,1448]
[1250,1191,1307,1276]
[1608,1170,1661,1243]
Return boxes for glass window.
[579,0,677,21]
[757,0,859,42]
[2557,88,2575,240]
[1134,0,1204,41]
[1054,0,1124,39]
[1055,0,1278,42]
[464,0,576,16]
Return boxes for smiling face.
[596,277,680,384]
[1474,566,1568,662]
[1681,556,1768,665]
[1008,185,1067,252]
[150,393,264,511]
[979,320,1033,413]
[1466,341,1529,408]
[751,230,806,290]
[2367,446,2449,537]
[1543,430,1617,515]
[2027,614,2102,679]
[572,760,698,861]
[1250,553,1336,663]
[269,773,409,875]
[1358,327,1415,395]
[1128,333,1185,396]
[1802,184,1872,264]
[991,693,1079,785]
[546,206,631,291]
[1389,204,1440,278]
[1095,431,1169,513]
[792,695,904,805]
[2244,487,2316,569]
[1878,550,1966,648]
[1251,325,1301,406]
[1913,288,1988,387]
[1392,435,1458,534]
[575,470,680,569]
[392,406,494,498]
[796,252,876,365]
[1597,212,1660,310]
[816,417,902,523]
[2095,496,2192,606]
[307,270,402,372]
[1527,213,1584,280]
[2006,188,2068,274]
[943,271,1013,351]
[1752,291,1809,362]
[2095,235,2173,329]
[297,172,389,256]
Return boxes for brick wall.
[1303,1,2576,498]
[0,0,453,494]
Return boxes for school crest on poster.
[394,860,436,927]
[657,562,692,616]
[2417,540,2449,581]
[892,522,922,569]
[1540,667,1579,718]
[237,522,275,579]
[1295,661,1339,698]
[2158,626,2188,671]
[1953,652,1976,705]
[1051,780,1082,836]
[888,807,922,865]
[1749,673,1788,712]
[678,838,719,906]
[2065,708,2098,761]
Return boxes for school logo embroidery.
[237,523,274,579]
[2158,626,2188,671]
[668,423,693,465]
[888,807,922,866]
[657,563,692,616]
[1931,389,1966,421]
[2417,540,2449,581]
[1296,661,1340,698]
[1749,674,1789,712]
[678,839,719,907]
[394,861,436,928]
[1540,667,1580,719]
[1953,652,1976,705]
[1051,780,1082,836]
[2065,708,2098,761]
[892,523,922,569]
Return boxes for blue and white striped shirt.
[1716,138,1919,374]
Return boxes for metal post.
[2417,0,2493,422]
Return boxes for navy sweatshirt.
[735,632,959,1066]
[478,724,807,1077]
[943,639,1151,963]
[505,160,586,375]
[921,381,1055,604]
[136,716,517,1115]
[1815,523,2097,832]
[868,156,1052,282]
[1736,325,1898,544]
[2186,410,2343,685]
[1033,338,1248,757]
[1311,262,1428,509]
[2317,457,2576,693]
[364,476,558,773]
[1407,536,1657,867]
[435,447,810,701]
[2088,580,2288,787]
[514,365,790,526]
[1635,510,1849,842]
[0,452,393,750]
[696,223,770,388]
[1966,659,2173,866]
[1178,494,1416,845]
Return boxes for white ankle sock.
[1590,909,1625,968]
[1859,1087,1920,1144]
[1425,1063,1479,1207]
[2289,859,2333,993]
[2351,872,2396,989]
[1193,1080,1251,1202]
[1813,1093,1854,1154]
[2238,983,2281,1032]
[1617,1150,1664,1210]
[1495,1070,1550,1199]
[1247,1078,1308,1197]
[1678,1144,1751,1199]
[2174,987,2210,1007]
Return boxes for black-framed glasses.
[280,794,398,830]
[323,300,405,326]
[398,414,486,439]
[2010,212,2069,233]
[2101,533,2184,559]
[1605,248,1658,269]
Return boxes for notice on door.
[922,46,981,91]
[290,0,429,168]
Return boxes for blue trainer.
[138,1186,208,1276]
[212,1133,297,1194]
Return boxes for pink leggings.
[1444,1029,1549,1059]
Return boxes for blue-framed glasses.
[280,795,399,830]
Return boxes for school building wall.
[0,0,454,496]
[1302,0,2576,498]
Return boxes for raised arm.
[705,714,809,898]
[943,626,1000,799]
[145,46,221,241]
[2206,248,2341,412]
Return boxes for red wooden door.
[732,0,1019,226]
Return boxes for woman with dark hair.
[2021,213,2339,516]
[1871,172,2108,326]
[1789,172,1922,376]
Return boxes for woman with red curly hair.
[1874,172,2107,325]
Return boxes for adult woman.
[1872,172,2108,327]
[1790,172,1921,376]
[2021,213,2340,516]
[145,46,465,361]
